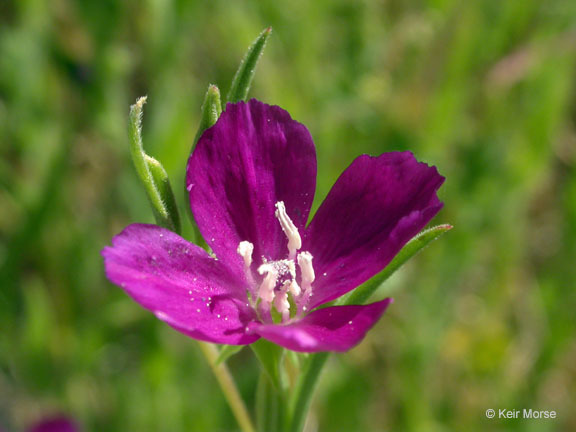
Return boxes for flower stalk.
[256,371,285,432]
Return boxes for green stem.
[256,372,285,432]
[287,353,329,432]
[197,342,255,432]
[256,373,269,432]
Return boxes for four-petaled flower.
[102,100,444,352]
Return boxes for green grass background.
[1,0,576,431]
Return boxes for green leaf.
[215,344,245,365]
[129,96,181,233]
[339,224,453,306]
[250,339,284,391]
[227,27,272,102]
[194,84,222,144]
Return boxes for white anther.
[274,282,291,322]
[258,263,278,303]
[288,280,301,297]
[237,241,254,268]
[275,201,302,259]
[297,252,315,287]
[286,260,297,278]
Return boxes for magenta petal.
[305,152,444,308]
[249,299,392,352]
[187,100,316,274]
[102,224,259,345]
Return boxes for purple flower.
[28,417,78,432]
[102,100,444,352]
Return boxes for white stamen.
[275,201,302,259]
[240,203,318,322]
[274,282,291,322]
[297,251,315,288]
[286,260,297,278]
[237,241,254,268]
[257,263,278,303]
[288,279,301,297]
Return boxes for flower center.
[236,201,315,323]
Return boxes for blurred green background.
[1,0,576,431]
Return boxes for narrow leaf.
[215,344,245,365]
[227,27,272,102]
[250,339,284,391]
[129,96,181,233]
[339,224,453,306]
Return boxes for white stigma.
[275,201,301,260]
[237,241,254,269]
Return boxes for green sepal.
[339,224,453,306]
[227,27,272,102]
[129,97,181,234]
[250,339,284,391]
[194,84,222,144]
[215,344,245,365]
